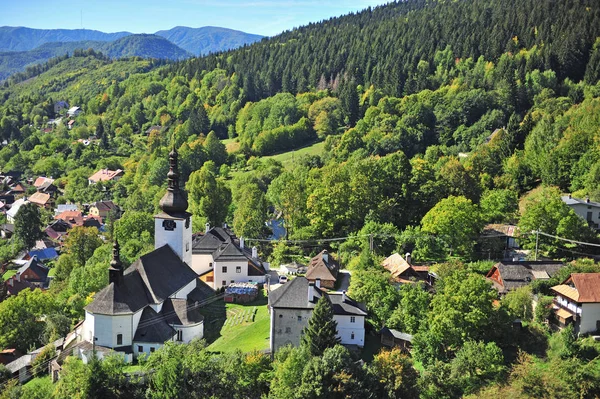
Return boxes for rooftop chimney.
[315,278,321,288]
[586,196,591,203]
[342,290,347,303]
[308,282,315,302]
[568,194,572,199]
[405,252,412,265]
[322,250,329,264]
[252,246,258,259]
[240,237,245,249]
[205,222,210,233]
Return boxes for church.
[82,149,214,360]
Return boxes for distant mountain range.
[0,26,263,80]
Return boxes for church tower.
[154,148,193,266]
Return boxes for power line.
[536,230,600,248]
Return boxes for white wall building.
[82,149,212,361]
[552,273,600,335]
[562,195,600,229]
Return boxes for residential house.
[269,277,367,353]
[55,204,79,215]
[191,226,267,289]
[306,250,338,289]
[55,210,84,227]
[14,257,50,288]
[0,349,22,366]
[29,192,52,208]
[88,169,123,185]
[486,261,565,295]
[6,198,28,223]
[28,248,59,262]
[0,223,14,239]
[382,252,430,284]
[67,120,75,130]
[82,149,213,361]
[551,273,600,335]
[9,183,26,196]
[380,327,413,352]
[89,200,120,219]
[479,224,520,259]
[4,275,34,297]
[562,195,600,229]
[33,177,53,189]
[67,106,82,117]
[45,219,71,241]
[145,125,165,136]
[54,101,69,115]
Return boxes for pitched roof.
[486,261,565,293]
[6,198,28,219]
[93,200,118,212]
[552,273,600,303]
[88,169,123,183]
[269,276,366,316]
[17,257,49,280]
[162,298,204,326]
[29,248,58,261]
[561,195,600,208]
[306,250,338,282]
[380,326,414,342]
[85,270,150,315]
[33,177,54,188]
[133,307,176,343]
[29,192,51,206]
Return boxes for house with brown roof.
[28,192,52,208]
[486,261,565,295]
[88,169,123,185]
[306,250,339,289]
[551,273,600,334]
[382,253,430,284]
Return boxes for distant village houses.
[562,195,600,230]
[88,169,123,185]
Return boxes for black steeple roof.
[158,147,189,216]
[108,240,123,286]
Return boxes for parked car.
[278,275,288,284]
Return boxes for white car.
[278,275,288,284]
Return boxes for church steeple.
[158,147,189,215]
[108,240,123,286]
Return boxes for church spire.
[108,240,123,286]
[158,147,189,215]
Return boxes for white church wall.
[154,217,192,266]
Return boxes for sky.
[0,0,390,37]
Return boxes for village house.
[89,200,120,219]
[6,198,28,224]
[0,223,14,239]
[67,106,82,117]
[486,261,565,295]
[88,169,123,185]
[82,149,213,361]
[54,101,69,115]
[269,277,366,353]
[551,273,600,335]
[192,226,267,289]
[306,250,339,289]
[28,192,52,208]
[562,195,600,230]
[380,326,413,352]
[382,252,430,284]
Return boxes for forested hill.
[173,0,600,98]
[0,26,130,52]
[155,26,263,56]
[0,35,190,81]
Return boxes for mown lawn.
[207,297,270,354]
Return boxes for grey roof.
[85,270,150,315]
[128,244,198,303]
[162,298,204,326]
[562,196,600,208]
[380,327,413,342]
[6,354,32,373]
[488,261,565,293]
[269,277,366,316]
[193,227,265,273]
[133,307,176,343]
[17,257,49,281]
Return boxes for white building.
[552,273,600,335]
[67,106,82,117]
[268,276,367,353]
[6,198,28,224]
[562,195,600,229]
[192,226,267,289]
[82,149,212,361]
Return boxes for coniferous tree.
[14,202,43,250]
[301,295,340,356]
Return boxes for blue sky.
[1,0,390,36]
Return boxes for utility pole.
[534,229,539,261]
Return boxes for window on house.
[150,347,155,353]
[297,316,302,322]
[138,345,143,352]
[116,334,122,345]
[230,280,234,284]
[177,330,183,341]
[236,266,241,273]
[350,316,356,323]
[351,332,355,340]
[285,327,291,333]
[206,276,214,282]
[222,280,227,286]
[209,262,213,268]
[222,266,227,273]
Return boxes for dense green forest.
[1,0,600,397]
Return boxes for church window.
[185,217,190,229]
[285,327,291,333]
[117,334,122,345]
[236,266,241,273]
[177,330,183,341]
[222,266,227,273]
[297,316,302,321]
[163,220,176,231]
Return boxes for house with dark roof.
[486,261,565,295]
[191,225,267,289]
[82,149,213,361]
[551,273,600,335]
[305,250,338,289]
[268,276,367,353]
[562,195,600,229]
[14,257,50,288]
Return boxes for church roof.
[133,307,176,343]
[86,245,197,315]
[158,148,189,217]
[162,298,204,326]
